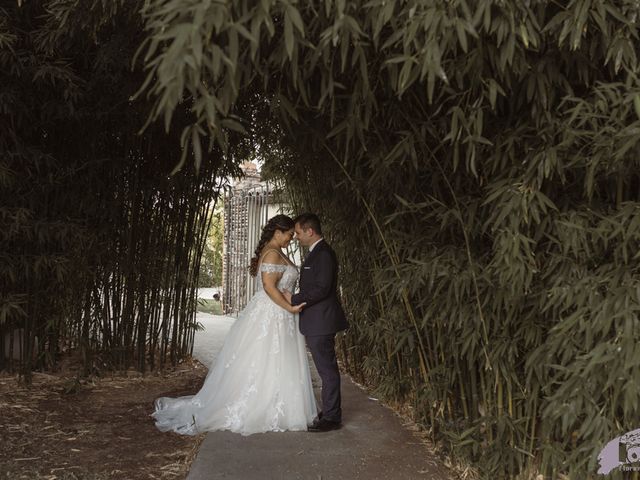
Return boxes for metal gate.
[222,183,274,314]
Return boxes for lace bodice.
[257,263,298,292]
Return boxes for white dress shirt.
[309,238,324,252]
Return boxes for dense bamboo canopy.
[2,0,640,477]
[0,2,237,377]
[137,0,640,478]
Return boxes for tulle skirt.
[152,290,317,436]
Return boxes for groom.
[284,213,348,432]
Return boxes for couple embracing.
[152,213,348,435]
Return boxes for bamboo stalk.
[403,123,493,371]
[455,358,470,420]
[497,374,504,417]
[323,141,434,389]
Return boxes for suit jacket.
[292,239,348,336]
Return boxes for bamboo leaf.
[284,8,294,60]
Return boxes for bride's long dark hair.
[249,214,295,277]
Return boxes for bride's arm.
[262,272,305,314]
[260,250,305,314]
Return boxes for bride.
[152,214,317,435]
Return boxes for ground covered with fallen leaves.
[0,358,207,479]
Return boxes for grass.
[196,299,223,315]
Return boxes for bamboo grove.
[0,2,237,378]
[138,0,640,478]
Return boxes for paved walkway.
[189,313,453,480]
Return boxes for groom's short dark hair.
[294,213,322,235]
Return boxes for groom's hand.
[290,302,307,314]
[283,290,292,304]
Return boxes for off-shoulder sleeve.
[260,263,287,273]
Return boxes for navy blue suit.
[292,239,348,422]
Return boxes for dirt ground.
[0,358,208,480]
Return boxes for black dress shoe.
[307,418,341,432]
[309,411,323,427]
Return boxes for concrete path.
[189,313,453,480]
[192,313,235,368]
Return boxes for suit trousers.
[305,334,342,423]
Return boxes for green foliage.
[139,0,640,477]
[196,299,223,316]
[198,202,224,288]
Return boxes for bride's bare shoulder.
[260,249,286,265]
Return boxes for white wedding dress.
[152,262,317,436]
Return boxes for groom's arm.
[291,251,334,307]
